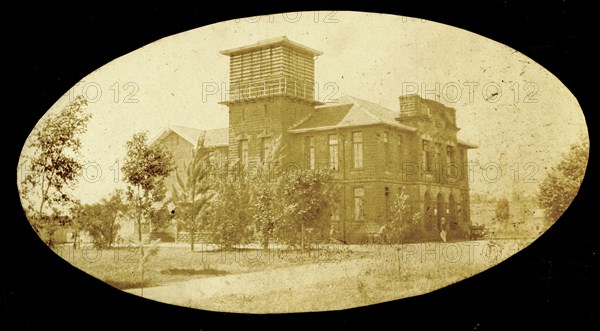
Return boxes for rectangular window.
[397,136,403,171]
[457,147,465,181]
[383,132,390,169]
[447,145,455,164]
[435,143,442,166]
[261,137,272,163]
[306,136,315,170]
[328,134,339,170]
[353,131,363,169]
[384,187,390,221]
[239,140,248,167]
[423,140,432,171]
[354,187,365,221]
[331,206,340,221]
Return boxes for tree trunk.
[137,220,144,256]
[263,230,270,251]
[38,173,46,220]
[301,221,305,251]
[136,215,142,242]
[136,192,144,256]
[38,170,56,221]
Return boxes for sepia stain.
[17,11,588,313]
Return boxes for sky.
[18,11,588,204]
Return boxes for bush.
[209,176,254,249]
[495,198,510,222]
[537,139,589,224]
[273,169,339,249]
[381,189,423,244]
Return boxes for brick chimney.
[399,94,423,117]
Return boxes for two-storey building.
[152,36,476,243]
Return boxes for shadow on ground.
[160,268,229,276]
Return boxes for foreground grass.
[54,239,533,312]
[53,243,370,289]
[135,239,533,312]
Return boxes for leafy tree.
[68,201,88,249]
[19,95,91,245]
[147,203,174,234]
[382,189,423,244]
[145,182,174,235]
[250,135,285,250]
[252,180,278,250]
[210,176,254,250]
[275,168,339,249]
[122,131,174,249]
[171,138,214,251]
[75,189,127,249]
[495,197,510,222]
[537,139,589,224]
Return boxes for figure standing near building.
[440,217,447,242]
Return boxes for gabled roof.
[288,95,417,134]
[150,125,229,148]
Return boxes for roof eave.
[457,140,478,148]
[148,127,172,146]
[289,122,417,134]
[220,36,323,56]
[205,143,229,148]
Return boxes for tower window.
[239,139,248,167]
[261,137,272,163]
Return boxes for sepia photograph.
[10,4,593,326]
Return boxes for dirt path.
[126,257,374,309]
[125,240,529,313]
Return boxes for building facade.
[152,36,476,243]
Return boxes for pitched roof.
[202,127,229,147]
[150,125,229,148]
[289,95,417,133]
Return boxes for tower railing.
[225,76,315,102]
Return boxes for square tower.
[220,37,323,168]
[220,36,323,103]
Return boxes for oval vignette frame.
[17,11,589,313]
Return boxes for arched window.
[423,191,433,229]
[448,194,458,230]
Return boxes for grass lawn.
[53,242,372,290]
[115,239,534,312]
[53,238,533,313]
